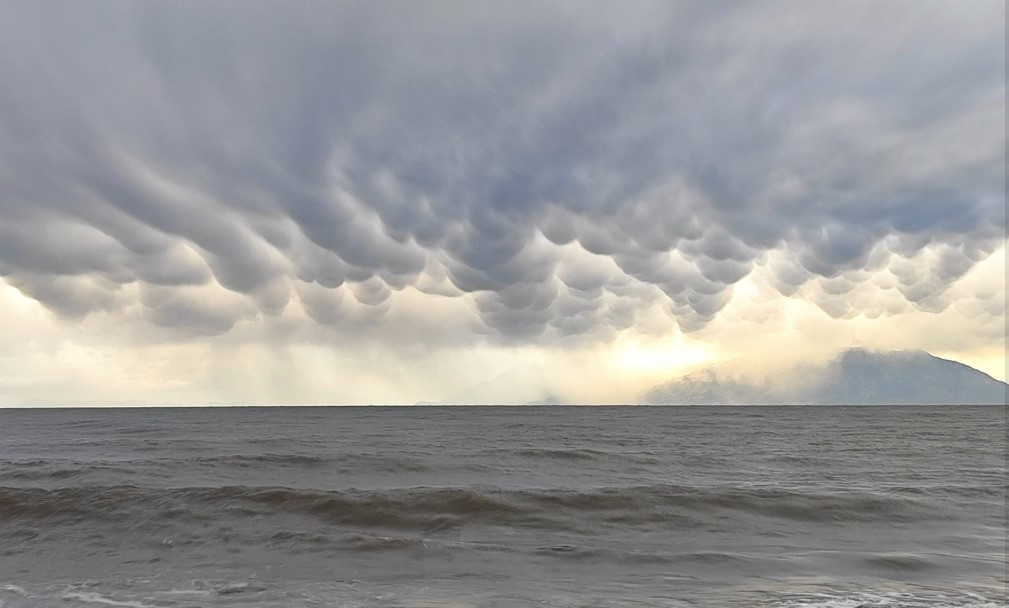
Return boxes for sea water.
[0,405,1004,607]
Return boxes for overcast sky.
[0,1,1004,405]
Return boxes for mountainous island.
[642,349,1007,405]
[429,349,1007,405]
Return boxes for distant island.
[428,349,1007,406]
[643,349,1007,406]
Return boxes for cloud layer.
[0,1,1004,348]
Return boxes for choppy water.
[0,406,1004,607]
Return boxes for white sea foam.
[60,592,156,608]
[778,591,1006,608]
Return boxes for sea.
[0,406,1004,607]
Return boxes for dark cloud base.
[0,1,1004,340]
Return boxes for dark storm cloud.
[0,1,1003,337]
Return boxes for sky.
[0,1,1005,406]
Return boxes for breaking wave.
[0,484,943,531]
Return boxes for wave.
[862,552,938,572]
[776,591,1005,608]
[884,484,1004,499]
[0,462,142,482]
[185,453,430,471]
[0,453,431,480]
[3,582,1005,608]
[0,484,943,532]
[0,468,85,482]
[505,448,660,464]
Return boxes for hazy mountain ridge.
[644,349,1007,405]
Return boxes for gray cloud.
[0,1,1003,339]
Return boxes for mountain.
[642,349,1007,405]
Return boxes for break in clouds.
[0,1,1004,344]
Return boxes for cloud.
[0,0,1003,347]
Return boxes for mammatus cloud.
[0,3,1003,360]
